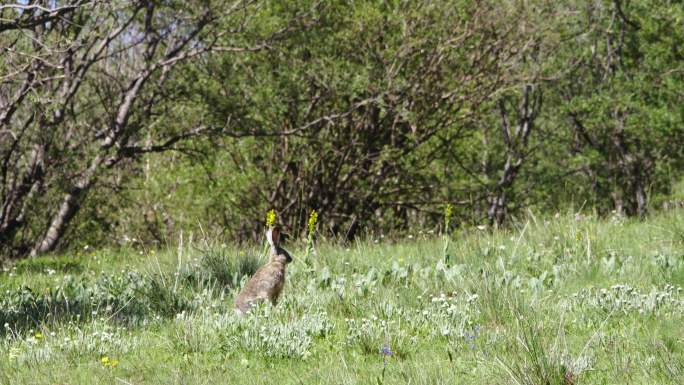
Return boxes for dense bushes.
[2,1,683,256]
[115,0,684,246]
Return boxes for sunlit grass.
[1,210,683,384]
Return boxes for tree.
[0,0,287,258]
[156,0,528,240]
[555,0,684,216]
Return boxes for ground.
[1,211,683,384]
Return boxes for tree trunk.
[634,178,647,217]
[488,191,507,228]
[30,155,101,256]
[30,188,84,256]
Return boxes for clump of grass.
[197,248,262,289]
[474,269,519,326]
[170,306,332,360]
[345,316,416,359]
[496,310,577,385]
[145,273,193,317]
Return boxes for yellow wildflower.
[444,203,454,228]
[308,210,318,235]
[266,209,276,227]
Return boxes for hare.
[235,226,293,314]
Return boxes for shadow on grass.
[0,248,262,334]
[12,255,84,274]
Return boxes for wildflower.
[305,210,318,263]
[444,203,454,230]
[379,343,393,367]
[34,332,43,340]
[266,209,276,227]
[100,355,119,368]
[307,210,318,235]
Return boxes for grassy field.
[1,211,684,384]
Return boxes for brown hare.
[235,226,293,314]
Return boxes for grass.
[1,210,683,384]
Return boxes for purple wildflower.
[380,344,393,367]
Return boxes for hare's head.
[267,226,293,264]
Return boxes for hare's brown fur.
[235,227,292,314]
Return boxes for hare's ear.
[267,227,280,248]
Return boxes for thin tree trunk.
[486,84,539,227]
[488,191,507,228]
[30,188,84,256]
[30,155,101,256]
[635,179,647,217]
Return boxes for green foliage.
[2,0,684,268]
[547,1,684,216]
[94,0,684,251]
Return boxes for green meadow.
[1,211,683,384]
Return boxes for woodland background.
[1,0,683,258]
